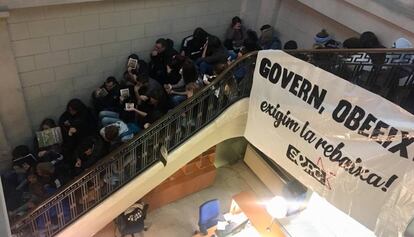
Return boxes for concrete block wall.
[7,0,243,130]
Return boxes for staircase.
[10,49,414,237]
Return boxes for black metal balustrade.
[10,49,414,236]
[288,48,414,112]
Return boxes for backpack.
[117,202,149,234]
[123,202,145,224]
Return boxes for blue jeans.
[196,59,214,75]
[228,50,237,62]
[169,95,187,108]
[99,111,121,126]
[234,66,247,82]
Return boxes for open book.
[127,58,138,69]
[96,88,109,97]
[120,88,130,98]
[125,103,135,110]
[36,127,63,148]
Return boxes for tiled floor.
[94,161,272,237]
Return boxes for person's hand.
[130,73,137,83]
[38,151,47,157]
[144,123,151,129]
[125,106,135,112]
[134,85,141,97]
[233,23,241,30]
[68,127,77,136]
[203,40,208,49]
[151,50,158,56]
[224,84,231,95]
[27,201,36,209]
[203,75,211,85]
[127,66,133,74]
[75,158,82,168]
[227,60,232,66]
[166,65,172,74]
[139,95,149,101]
[164,84,172,94]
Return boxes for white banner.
[244,51,414,236]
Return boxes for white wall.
[7,0,242,130]
[240,0,281,33]
[0,0,101,9]
[293,0,414,47]
[274,0,359,49]
[266,0,414,49]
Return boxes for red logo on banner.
[316,157,336,190]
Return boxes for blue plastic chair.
[198,199,221,235]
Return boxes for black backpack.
[117,202,149,234]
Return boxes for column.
[0,16,33,153]
[256,0,282,29]
[0,179,11,237]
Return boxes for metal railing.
[288,48,414,112]
[10,52,258,237]
[10,49,414,236]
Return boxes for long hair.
[182,59,198,84]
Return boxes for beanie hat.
[314,29,331,44]
[393,38,413,49]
